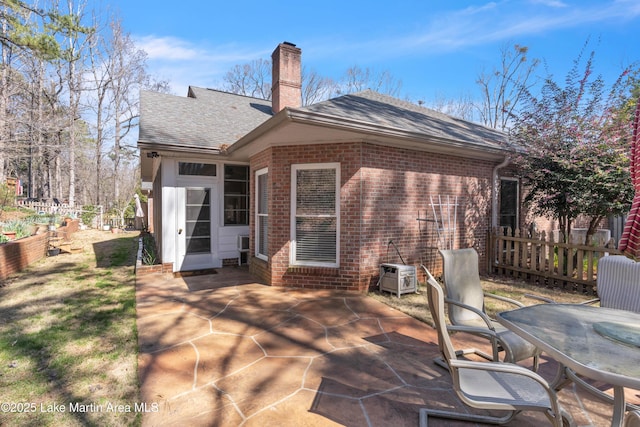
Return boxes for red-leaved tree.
[509,44,638,245]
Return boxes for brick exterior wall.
[249,142,496,292]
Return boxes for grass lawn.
[369,273,596,326]
[0,230,140,427]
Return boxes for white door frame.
[175,186,221,271]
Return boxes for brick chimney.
[271,42,302,113]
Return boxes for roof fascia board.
[138,140,223,156]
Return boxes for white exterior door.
[176,186,220,270]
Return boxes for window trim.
[255,168,268,261]
[290,163,340,268]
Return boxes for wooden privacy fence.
[488,227,622,294]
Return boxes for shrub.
[81,205,99,227]
[141,234,158,265]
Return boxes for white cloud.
[459,2,500,15]
[357,0,640,56]
[133,1,640,95]
[529,0,568,8]
[133,36,273,94]
[136,36,201,61]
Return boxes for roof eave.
[228,108,508,161]
[226,109,291,155]
[138,140,223,156]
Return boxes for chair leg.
[565,369,640,411]
[419,407,518,426]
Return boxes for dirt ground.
[0,207,36,222]
[41,227,140,270]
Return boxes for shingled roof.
[296,90,507,150]
[139,87,508,158]
[138,86,273,150]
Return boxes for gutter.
[491,156,511,229]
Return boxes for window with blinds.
[256,168,268,260]
[291,163,340,267]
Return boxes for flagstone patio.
[136,267,638,426]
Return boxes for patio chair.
[419,265,573,427]
[526,255,640,310]
[437,248,540,371]
[596,255,640,312]
[525,255,640,409]
[559,255,640,410]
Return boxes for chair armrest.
[447,324,500,339]
[445,298,496,330]
[484,292,525,308]
[450,359,552,389]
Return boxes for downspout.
[491,156,511,229]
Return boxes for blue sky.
[97,0,640,104]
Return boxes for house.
[137,42,519,291]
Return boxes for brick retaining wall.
[0,219,79,281]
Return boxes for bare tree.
[301,66,335,106]
[222,58,271,99]
[0,1,167,213]
[104,18,169,224]
[427,91,476,121]
[86,12,113,206]
[221,58,403,105]
[476,43,539,131]
[51,0,93,206]
[336,65,402,97]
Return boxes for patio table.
[497,303,640,427]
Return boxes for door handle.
[178,228,183,234]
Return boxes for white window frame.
[255,168,268,261]
[290,163,340,268]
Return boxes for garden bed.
[0,219,80,281]
[135,233,173,276]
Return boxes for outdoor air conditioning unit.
[237,235,249,265]
[379,263,417,297]
[238,235,250,251]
